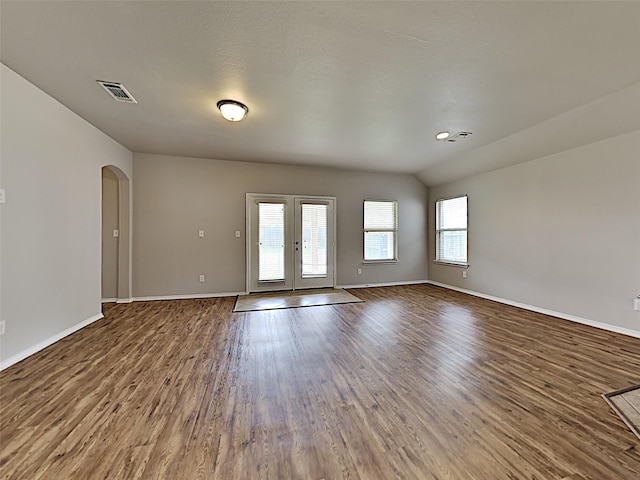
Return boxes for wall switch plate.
[0,189,5,204]
[113,229,119,237]
[634,297,640,311]
[462,271,467,278]
[198,230,205,238]
[0,320,5,335]
[357,268,362,275]
[235,230,241,238]
[199,275,205,283]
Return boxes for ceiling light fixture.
[435,131,450,141]
[217,99,249,122]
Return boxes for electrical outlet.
[199,275,205,283]
[462,271,467,278]
[0,189,5,204]
[198,230,205,238]
[0,320,5,335]
[113,229,119,237]
[357,268,362,275]
[235,230,241,238]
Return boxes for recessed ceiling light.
[435,131,450,141]
[217,99,249,122]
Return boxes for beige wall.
[0,64,132,366]
[428,130,640,335]
[133,153,428,297]
[101,167,119,299]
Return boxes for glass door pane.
[301,204,327,277]
[258,203,285,282]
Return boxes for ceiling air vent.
[97,80,137,104]
[446,131,473,143]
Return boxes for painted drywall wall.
[0,64,132,365]
[132,153,428,297]
[428,130,640,334]
[101,167,119,299]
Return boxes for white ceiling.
[2,1,640,186]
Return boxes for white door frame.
[245,193,337,293]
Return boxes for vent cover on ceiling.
[97,80,137,103]
[446,131,473,143]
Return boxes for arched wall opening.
[101,165,131,302]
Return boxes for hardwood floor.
[1,284,639,479]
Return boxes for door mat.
[233,288,363,312]
[603,384,640,440]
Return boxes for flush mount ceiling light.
[216,99,249,122]
[435,131,451,141]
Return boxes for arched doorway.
[101,165,131,302]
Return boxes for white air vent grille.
[97,81,137,103]
[446,131,473,143]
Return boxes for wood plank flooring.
[1,284,639,479]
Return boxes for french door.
[246,194,336,293]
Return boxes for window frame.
[363,199,398,264]
[435,194,468,267]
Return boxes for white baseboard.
[103,298,133,304]
[337,279,429,289]
[427,280,640,339]
[133,291,245,302]
[0,313,104,371]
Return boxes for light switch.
[198,230,205,238]
[113,229,119,237]
[235,230,241,238]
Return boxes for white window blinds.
[301,203,328,277]
[364,200,398,261]
[258,202,285,281]
[435,195,468,264]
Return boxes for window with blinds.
[258,202,285,282]
[435,195,468,265]
[364,200,397,262]
[301,203,328,277]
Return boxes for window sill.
[433,261,469,268]
[363,260,399,265]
